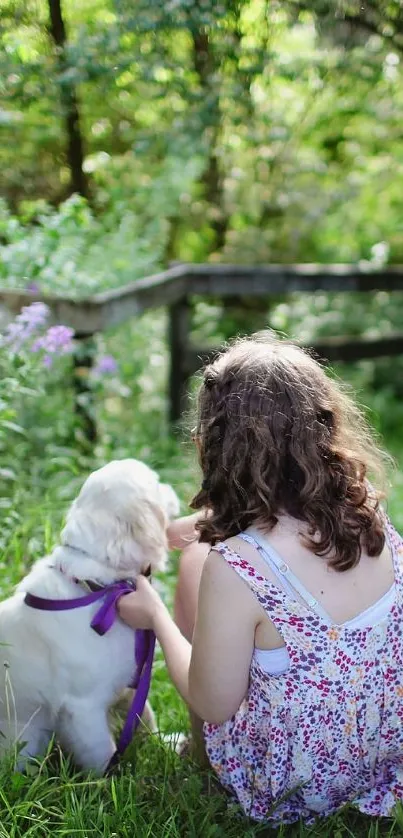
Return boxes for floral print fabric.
[203,521,403,824]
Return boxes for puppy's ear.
[60,500,86,548]
[107,499,168,575]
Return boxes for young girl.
[119,333,403,824]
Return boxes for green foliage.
[0,154,202,295]
[2,0,403,264]
[0,304,82,554]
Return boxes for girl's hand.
[118,575,165,631]
[167,510,210,550]
[166,513,199,549]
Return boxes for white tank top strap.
[239,532,299,600]
[241,528,332,622]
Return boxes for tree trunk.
[192,29,228,252]
[48,0,89,200]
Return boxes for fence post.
[72,334,97,445]
[168,296,191,424]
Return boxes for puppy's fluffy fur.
[0,459,179,772]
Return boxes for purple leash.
[24,580,155,758]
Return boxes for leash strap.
[117,629,156,753]
[24,589,105,611]
[24,580,156,758]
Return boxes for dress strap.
[384,515,403,586]
[241,528,332,622]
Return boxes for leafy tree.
[2,0,403,268]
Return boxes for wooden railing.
[2,263,403,437]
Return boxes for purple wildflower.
[3,302,50,352]
[20,302,49,328]
[92,354,118,376]
[31,325,75,365]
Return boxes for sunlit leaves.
[2,0,403,272]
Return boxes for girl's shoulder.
[210,532,281,591]
[210,533,255,566]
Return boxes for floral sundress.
[203,520,403,824]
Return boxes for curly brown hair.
[190,332,390,571]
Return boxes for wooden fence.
[2,263,403,438]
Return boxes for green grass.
[1,316,403,836]
[1,731,403,837]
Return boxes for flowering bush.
[0,302,122,554]
[2,303,74,361]
[0,304,75,474]
[0,304,121,457]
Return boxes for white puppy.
[0,459,179,773]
